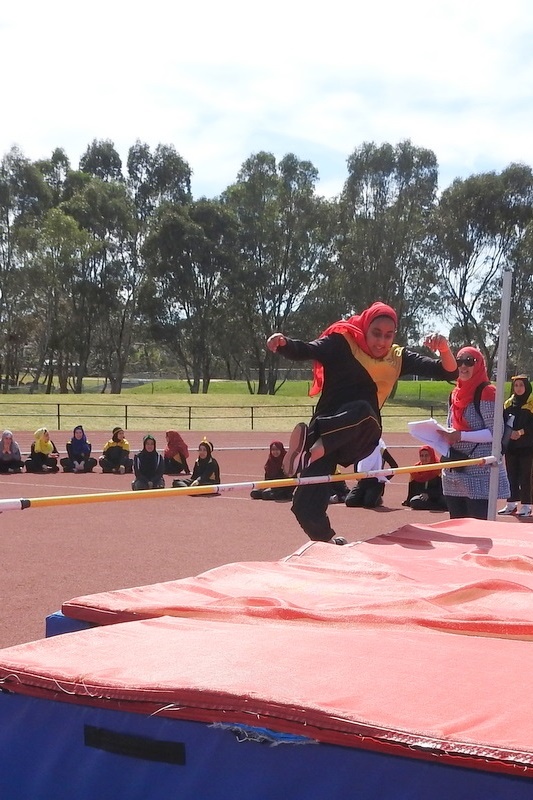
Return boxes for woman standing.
[498,375,533,517]
[439,347,509,520]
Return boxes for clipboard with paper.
[407,418,450,457]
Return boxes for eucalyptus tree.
[34,148,71,207]
[488,220,533,375]
[62,174,136,392]
[25,208,93,393]
[143,198,240,393]
[433,164,533,371]
[32,140,194,393]
[127,141,192,216]
[0,146,52,391]
[336,140,440,341]
[222,152,335,393]
[79,139,124,182]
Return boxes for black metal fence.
[0,402,447,431]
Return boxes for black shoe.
[331,536,348,545]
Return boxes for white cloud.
[2,0,533,197]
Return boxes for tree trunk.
[108,376,122,394]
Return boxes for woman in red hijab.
[402,446,447,511]
[163,430,190,476]
[267,302,457,544]
[438,346,509,520]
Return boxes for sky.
[2,0,533,199]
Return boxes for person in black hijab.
[172,438,220,492]
[132,434,165,491]
[499,375,533,517]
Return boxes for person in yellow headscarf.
[25,428,60,473]
[267,302,457,544]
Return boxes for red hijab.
[164,430,189,460]
[310,302,398,396]
[450,347,495,431]
[412,446,441,482]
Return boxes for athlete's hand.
[424,333,450,354]
[267,333,287,352]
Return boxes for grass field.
[0,379,471,433]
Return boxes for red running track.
[0,431,515,648]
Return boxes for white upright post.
[487,265,513,519]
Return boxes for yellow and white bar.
[0,456,497,512]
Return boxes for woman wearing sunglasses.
[438,346,509,520]
[267,302,458,544]
[498,375,533,517]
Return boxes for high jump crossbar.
[0,456,497,512]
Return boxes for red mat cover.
[0,613,532,776]
[62,519,533,637]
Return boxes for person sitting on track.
[250,440,294,501]
[345,438,398,508]
[60,425,97,473]
[328,468,350,504]
[132,434,165,491]
[402,445,447,511]
[163,429,191,476]
[99,427,133,475]
[0,430,24,474]
[267,301,457,545]
[25,428,60,473]
[172,438,220,493]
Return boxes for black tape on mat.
[84,725,186,765]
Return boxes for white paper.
[407,418,450,457]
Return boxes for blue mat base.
[0,693,531,800]
[45,611,95,637]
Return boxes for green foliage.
[1,136,532,400]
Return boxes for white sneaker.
[330,536,348,545]
[118,465,126,475]
[518,505,532,517]
[497,503,518,515]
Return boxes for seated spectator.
[250,440,293,501]
[0,430,24,473]
[99,427,133,474]
[172,438,220,492]
[132,434,165,491]
[60,425,97,473]
[328,469,350,504]
[402,445,447,511]
[25,428,60,473]
[345,439,398,508]
[163,429,190,475]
